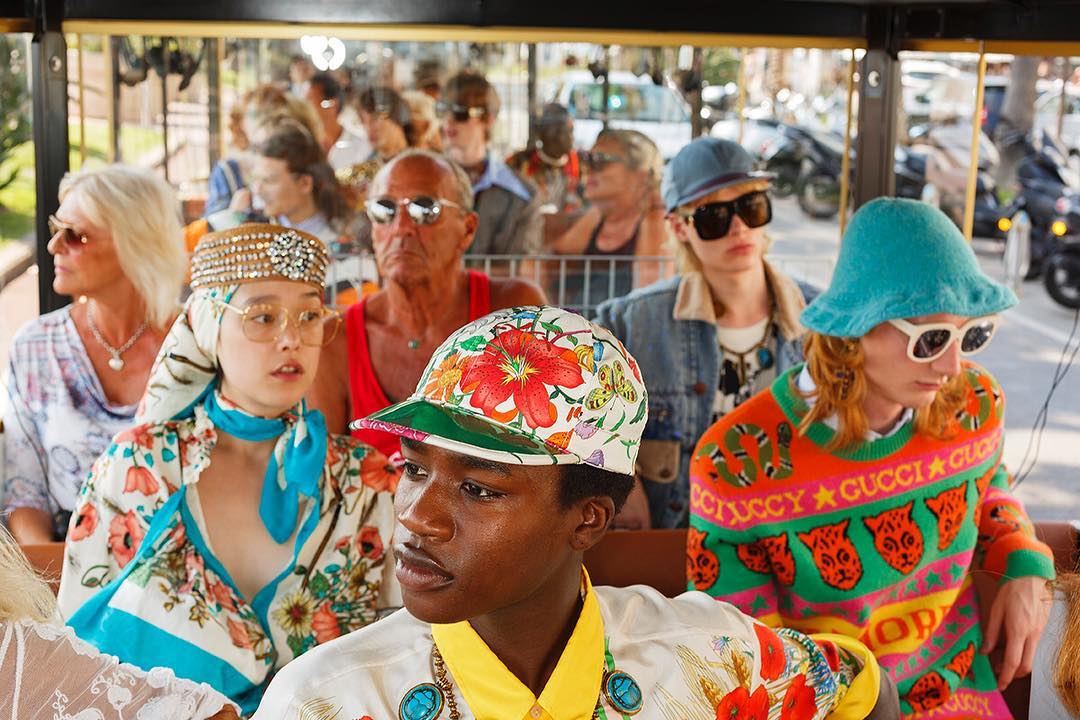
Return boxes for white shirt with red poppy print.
[254,584,881,720]
[56,402,400,712]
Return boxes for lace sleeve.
[0,620,238,720]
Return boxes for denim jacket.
[593,263,818,528]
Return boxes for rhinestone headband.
[190,224,330,290]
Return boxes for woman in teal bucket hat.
[689,197,1054,718]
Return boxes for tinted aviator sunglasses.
[678,190,772,240]
[584,151,628,171]
[366,196,466,226]
[48,215,89,247]
[888,316,999,362]
[438,103,488,122]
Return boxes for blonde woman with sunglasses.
[3,165,185,545]
[57,226,398,715]
[688,197,1054,718]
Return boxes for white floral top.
[0,619,235,720]
[57,403,399,715]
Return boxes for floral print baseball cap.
[353,306,648,475]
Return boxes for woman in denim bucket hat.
[594,137,817,530]
[689,197,1053,718]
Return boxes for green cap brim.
[352,399,582,466]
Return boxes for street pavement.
[3,199,1078,521]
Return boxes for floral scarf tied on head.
[137,225,331,542]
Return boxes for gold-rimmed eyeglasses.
[214,301,342,347]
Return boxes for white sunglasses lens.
[913,329,952,359]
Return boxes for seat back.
[584,528,687,597]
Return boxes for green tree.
[0,35,32,195]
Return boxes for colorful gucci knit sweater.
[688,363,1055,719]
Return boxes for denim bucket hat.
[800,197,1018,338]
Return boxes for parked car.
[554,70,692,159]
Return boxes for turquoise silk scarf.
[204,389,326,543]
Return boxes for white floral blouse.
[0,619,236,720]
[57,402,399,715]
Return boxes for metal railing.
[326,252,836,316]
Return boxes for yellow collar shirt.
[429,573,604,720]
[253,567,880,720]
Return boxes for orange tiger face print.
[797,520,863,591]
[863,501,924,575]
[925,484,968,551]
[945,643,975,681]
[687,527,719,591]
[762,533,795,586]
[905,671,950,712]
[737,541,770,575]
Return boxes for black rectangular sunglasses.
[679,190,772,240]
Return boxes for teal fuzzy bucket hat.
[801,197,1018,337]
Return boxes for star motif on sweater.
[813,484,838,510]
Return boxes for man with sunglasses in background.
[688,197,1054,717]
[308,149,545,461]
[441,71,544,257]
[594,137,816,529]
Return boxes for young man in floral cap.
[255,306,897,720]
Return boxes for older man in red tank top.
[310,149,546,462]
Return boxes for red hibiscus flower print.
[107,511,145,569]
[227,618,253,649]
[69,503,98,542]
[715,685,769,720]
[460,328,584,429]
[355,526,384,560]
[210,579,237,612]
[312,602,342,644]
[754,623,787,681]
[114,425,155,449]
[359,452,399,493]
[123,466,160,496]
[780,674,817,720]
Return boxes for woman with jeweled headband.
[57,225,400,715]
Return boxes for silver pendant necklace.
[85,301,148,372]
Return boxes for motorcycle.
[1035,186,1080,308]
[913,122,1008,240]
[1001,131,1079,279]
[759,123,848,218]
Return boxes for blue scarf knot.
[203,389,326,543]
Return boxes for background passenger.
[594,138,814,529]
[305,71,371,171]
[689,198,1054,717]
[3,165,185,544]
[441,71,543,256]
[58,226,398,714]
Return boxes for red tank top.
[346,270,492,461]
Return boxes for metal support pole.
[839,51,857,237]
[207,38,222,169]
[853,8,899,208]
[108,35,120,162]
[526,42,538,147]
[77,34,86,167]
[689,47,704,139]
[737,49,747,145]
[962,43,987,242]
[853,49,899,205]
[600,45,610,132]
[30,0,70,314]
[160,49,170,183]
[1058,58,1069,141]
